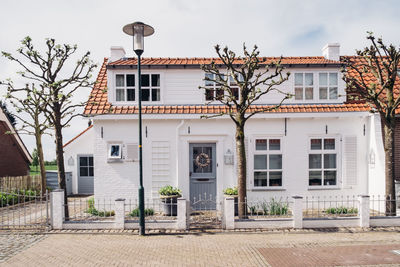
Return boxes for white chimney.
[110,46,126,63]
[322,43,340,61]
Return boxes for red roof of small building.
[84,57,370,116]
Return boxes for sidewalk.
[2,229,400,266]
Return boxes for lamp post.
[123,21,154,236]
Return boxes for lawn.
[30,165,58,175]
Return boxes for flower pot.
[160,195,179,216]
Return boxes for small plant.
[247,205,257,215]
[129,207,155,217]
[223,187,238,196]
[159,185,181,197]
[268,198,289,215]
[85,197,115,217]
[325,206,358,215]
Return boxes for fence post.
[224,197,234,230]
[50,189,65,230]
[359,195,370,228]
[292,195,303,229]
[114,198,125,229]
[177,198,188,230]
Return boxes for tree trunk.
[235,123,247,219]
[383,122,396,216]
[54,118,69,219]
[34,128,47,196]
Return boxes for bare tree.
[343,33,400,215]
[0,80,50,194]
[2,37,97,217]
[200,44,291,218]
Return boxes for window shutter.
[125,143,139,161]
[343,136,357,186]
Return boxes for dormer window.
[294,73,314,100]
[115,74,135,102]
[141,74,160,102]
[319,73,338,100]
[204,73,241,101]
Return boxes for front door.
[189,143,217,210]
[78,155,94,194]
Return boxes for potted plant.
[223,186,238,216]
[159,185,181,216]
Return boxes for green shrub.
[223,187,238,196]
[159,185,181,197]
[85,198,115,217]
[129,207,155,217]
[325,206,358,215]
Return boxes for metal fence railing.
[125,198,177,221]
[304,195,359,218]
[0,175,42,191]
[235,197,292,220]
[0,189,49,229]
[65,197,115,221]
[370,195,400,217]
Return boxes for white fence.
[49,190,400,230]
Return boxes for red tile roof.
[63,125,93,148]
[108,56,341,66]
[84,57,369,116]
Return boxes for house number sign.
[195,152,211,168]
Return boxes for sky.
[0,0,399,160]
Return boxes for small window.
[79,156,94,177]
[115,74,135,102]
[109,144,122,159]
[204,73,242,101]
[319,73,338,100]
[294,73,314,100]
[141,74,160,102]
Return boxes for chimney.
[322,43,340,61]
[110,46,126,63]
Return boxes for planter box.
[160,195,179,216]
[225,195,238,216]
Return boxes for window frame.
[251,137,284,189]
[78,155,94,177]
[108,143,122,159]
[115,73,136,102]
[308,136,340,189]
[204,72,242,102]
[318,72,339,100]
[112,72,163,105]
[141,73,161,102]
[294,72,314,101]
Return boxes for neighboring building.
[63,124,94,194]
[68,43,392,206]
[0,106,32,177]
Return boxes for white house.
[64,43,389,207]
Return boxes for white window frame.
[318,72,339,100]
[115,73,136,102]
[112,72,163,105]
[308,136,340,189]
[204,73,241,102]
[251,137,284,189]
[294,72,314,101]
[108,143,122,159]
[140,73,162,103]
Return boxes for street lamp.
[123,21,154,236]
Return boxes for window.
[319,73,338,100]
[115,74,135,102]
[108,144,122,159]
[308,138,337,187]
[253,138,282,187]
[79,156,94,177]
[294,73,314,100]
[204,73,241,101]
[141,74,160,102]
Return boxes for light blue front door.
[189,143,217,210]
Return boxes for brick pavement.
[2,230,400,266]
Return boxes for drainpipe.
[176,120,185,192]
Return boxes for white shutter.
[125,143,138,161]
[343,136,357,186]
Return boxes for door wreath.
[195,152,211,168]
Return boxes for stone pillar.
[292,195,303,229]
[359,195,370,228]
[177,198,188,230]
[224,197,234,230]
[114,198,125,229]
[51,189,64,230]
